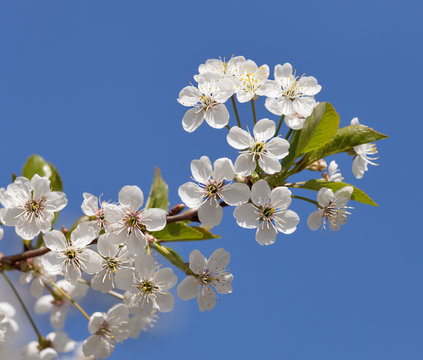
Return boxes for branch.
[0,202,228,267]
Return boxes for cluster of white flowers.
[0,55,384,359]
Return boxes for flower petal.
[251,179,271,207]
[274,210,300,234]
[198,199,223,227]
[256,224,278,245]
[226,126,252,150]
[208,248,230,273]
[270,187,292,209]
[71,222,97,248]
[155,292,174,313]
[220,183,250,206]
[233,204,259,229]
[142,208,167,231]
[258,153,281,174]
[81,193,98,216]
[178,182,204,209]
[266,137,290,159]
[191,156,212,184]
[204,104,229,129]
[213,158,235,182]
[177,276,201,300]
[234,153,256,177]
[213,273,233,294]
[317,188,334,208]
[253,118,276,142]
[197,286,216,311]
[119,185,144,212]
[189,249,207,274]
[79,249,104,274]
[182,107,205,133]
[307,210,323,230]
[156,268,177,289]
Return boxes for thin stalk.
[77,278,124,300]
[291,195,318,206]
[285,128,293,140]
[275,115,285,136]
[250,99,257,125]
[231,95,241,128]
[49,281,90,320]
[1,272,43,341]
[225,124,231,131]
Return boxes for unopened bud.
[234,174,246,183]
[167,203,185,216]
[306,159,327,172]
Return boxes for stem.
[49,281,90,320]
[285,128,293,140]
[151,243,194,276]
[291,195,318,206]
[275,115,285,137]
[251,99,257,125]
[1,272,43,341]
[231,95,241,128]
[77,278,124,300]
[225,124,231,131]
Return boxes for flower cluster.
[0,55,386,359]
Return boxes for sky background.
[0,0,421,359]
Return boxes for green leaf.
[152,223,220,242]
[296,179,378,206]
[22,154,63,192]
[308,124,388,164]
[145,167,169,211]
[282,102,339,168]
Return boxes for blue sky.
[0,0,421,359]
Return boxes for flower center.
[200,96,217,112]
[107,258,119,272]
[139,280,157,294]
[260,207,275,221]
[123,211,146,234]
[65,249,77,260]
[251,141,265,154]
[24,197,46,218]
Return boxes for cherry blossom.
[21,331,75,360]
[0,174,67,240]
[177,248,233,311]
[234,179,299,245]
[227,118,290,176]
[20,257,56,297]
[178,156,250,226]
[307,186,353,232]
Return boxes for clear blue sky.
[0,1,421,359]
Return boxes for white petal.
[213,273,233,294]
[351,117,360,125]
[352,155,366,179]
[48,331,76,353]
[267,137,290,159]
[189,249,207,274]
[134,254,155,276]
[71,221,97,248]
[81,193,98,216]
[178,182,204,209]
[115,268,135,291]
[317,188,334,208]
[88,312,107,334]
[91,269,113,293]
[177,276,201,300]
[208,248,230,273]
[45,191,68,212]
[83,335,113,359]
[79,249,104,274]
[233,204,259,229]
[274,63,293,81]
[253,118,276,142]
[236,89,254,103]
[307,210,323,230]
[270,187,292,209]
[292,97,316,117]
[1,207,21,227]
[226,127,253,150]
[156,267,177,289]
[213,158,235,182]
[297,76,321,95]
[191,156,212,184]
[155,292,174,312]
[334,186,353,207]
[220,183,250,206]
[251,179,271,207]
[119,185,143,212]
[43,230,67,251]
[285,114,306,130]
[198,199,223,227]
[234,153,256,177]
[142,208,167,231]
[103,203,123,223]
[265,97,284,116]
[41,252,65,275]
[258,153,281,174]
[204,104,229,129]
[34,295,54,314]
[256,224,278,245]
[177,85,201,107]
[182,107,205,133]
[274,210,300,234]
[50,308,68,330]
[197,286,216,311]
[31,174,51,198]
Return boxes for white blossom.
[91,238,134,293]
[121,254,177,315]
[34,280,89,330]
[178,156,250,227]
[0,174,67,240]
[284,112,307,130]
[324,160,344,182]
[41,222,103,284]
[227,119,290,176]
[265,63,321,117]
[21,331,75,360]
[0,302,18,346]
[178,73,233,132]
[234,179,299,245]
[20,257,56,297]
[232,59,275,102]
[81,193,109,235]
[82,304,130,360]
[194,56,246,83]
[307,186,353,232]
[350,117,379,179]
[124,310,158,338]
[100,185,166,255]
[177,248,233,311]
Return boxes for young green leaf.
[307,124,388,164]
[22,154,63,191]
[145,167,169,211]
[295,179,378,206]
[151,223,220,242]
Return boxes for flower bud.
[306,159,327,172]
